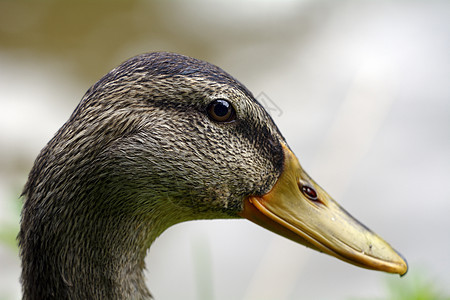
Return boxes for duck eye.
[207,99,236,123]
[300,184,319,201]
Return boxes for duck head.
[20,52,406,299]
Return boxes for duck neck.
[20,191,162,299]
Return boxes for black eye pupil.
[207,99,236,123]
[214,100,229,117]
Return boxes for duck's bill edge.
[239,144,408,276]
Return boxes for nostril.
[298,181,319,202]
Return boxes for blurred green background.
[1,0,449,299]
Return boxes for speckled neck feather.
[19,52,285,299]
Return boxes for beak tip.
[398,253,409,277]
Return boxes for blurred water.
[1,1,449,299]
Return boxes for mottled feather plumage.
[19,52,286,299]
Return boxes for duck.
[19,52,408,299]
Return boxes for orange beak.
[239,144,408,275]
